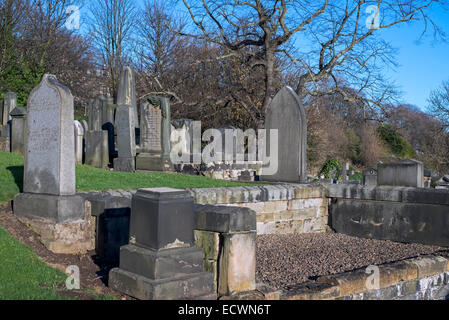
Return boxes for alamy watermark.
[366,5,381,30]
[65,265,80,290]
[170,121,279,176]
[65,5,80,31]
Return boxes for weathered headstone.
[113,104,136,172]
[14,75,93,254]
[363,168,378,186]
[100,97,116,163]
[377,159,424,188]
[261,86,307,182]
[109,188,215,300]
[89,98,102,131]
[117,66,138,129]
[10,107,27,155]
[85,97,111,169]
[74,120,84,164]
[136,97,172,171]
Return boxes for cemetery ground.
[0,150,254,299]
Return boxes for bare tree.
[88,0,137,99]
[180,0,444,128]
[428,79,449,127]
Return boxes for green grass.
[0,227,68,299]
[0,151,253,203]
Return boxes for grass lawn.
[0,151,254,203]
[0,227,111,300]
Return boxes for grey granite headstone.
[117,66,138,129]
[81,119,88,135]
[10,107,27,156]
[23,74,76,195]
[136,97,172,171]
[14,75,85,231]
[85,130,109,168]
[113,104,136,172]
[74,120,84,164]
[261,86,307,183]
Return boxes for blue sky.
[379,6,449,110]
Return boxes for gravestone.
[117,66,138,129]
[14,75,93,254]
[85,97,110,169]
[261,86,307,183]
[89,98,102,131]
[100,97,116,163]
[109,188,215,300]
[10,107,27,155]
[113,104,136,172]
[377,159,424,188]
[136,97,172,171]
[74,120,84,164]
[1,92,16,126]
[363,168,378,186]
[81,119,89,134]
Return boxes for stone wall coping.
[194,204,257,233]
[189,184,326,205]
[280,252,449,300]
[325,183,449,206]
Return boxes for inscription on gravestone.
[140,102,162,153]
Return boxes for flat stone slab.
[109,268,214,300]
[194,204,256,233]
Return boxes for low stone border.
[279,253,449,300]
[326,183,449,206]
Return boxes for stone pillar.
[194,205,257,296]
[136,97,173,171]
[117,66,138,129]
[14,75,94,254]
[113,104,136,172]
[109,188,215,300]
[10,107,27,155]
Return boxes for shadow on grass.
[7,166,24,193]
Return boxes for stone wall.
[189,184,329,235]
[327,184,449,247]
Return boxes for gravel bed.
[256,233,446,290]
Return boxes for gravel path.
[256,233,446,290]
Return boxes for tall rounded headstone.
[261,86,307,183]
[24,74,76,195]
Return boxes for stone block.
[194,204,256,233]
[14,193,85,224]
[281,281,340,300]
[109,268,214,300]
[378,159,424,188]
[218,232,256,296]
[130,188,195,251]
[405,256,448,278]
[15,198,94,254]
[119,245,204,280]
